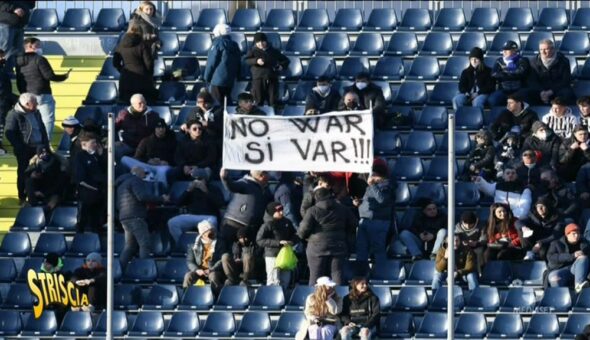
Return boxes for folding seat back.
[420,32,453,56]
[179,285,214,310]
[161,8,193,31]
[433,8,466,31]
[143,284,179,310]
[414,106,447,129]
[317,32,350,56]
[351,32,384,56]
[0,258,16,282]
[374,131,401,156]
[11,206,45,231]
[538,287,572,312]
[231,8,261,31]
[467,8,500,31]
[59,8,92,31]
[3,283,35,308]
[94,310,127,336]
[370,286,393,311]
[480,260,512,285]
[455,32,487,54]
[395,182,411,207]
[562,314,590,339]
[386,32,418,56]
[559,31,590,56]
[158,32,180,56]
[571,8,590,30]
[235,311,271,337]
[365,8,397,31]
[399,8,431,31]
[33,233,67,256]
[114,284,142,309]
[303,56,337,80]
[74,106,102,126]
[330,8,363,31]
[429,82,458,105]
[27,9,58,31]
[535,8,568,31]
[250,286,285,311]
[83,82,118,105]
[0,310,21,335]
[500,287,536,312]
[523,32,554,56]
[372,56,404,80]
[214,285,250,310]
[194,8,226,31]
[158,81,186,104]
[402,130,437,155]
[369,259,405,285]
[0,232,31,256]
[157,258,187,284]
[455,106,484,130]
[524,313,560,338]
[180,33,212,56]
[271,312,306,337]
[56,311,92,336]
[455,313,487,338]
[286,285,314,310]
[98,57,120,80]
[411,182,446,206]
[68,232,101,256]
[574,288,590,312]
[489,313,523,338]
[284,32,316,56]
[61,257,84,274]
[93,8,126,32]
[151,105,173,125]
[200,311,235,337]
[429,286,465,311]
[129,311,164,336]
[489,32,521,55]
[22,310,57,336]
[164,311,200,337]
[393,286,428,311]
[415,312,448,338]
[393,82,427,105]
[297,9,329,31]
[465,286,500,312]
[122,258,157,283]
[424,156,456,181]
[389,156,423,181]
[407,56,440,80]
[379,313,414,338]
[500,7,534,31]
[263,9,295,31]
[455,181,481,206]
[339,57,370,80]
[510,260,546,285]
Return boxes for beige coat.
[295,294,343,340]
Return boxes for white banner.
[223,110,374,172]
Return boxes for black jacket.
[176,182,224,217]
[458,64,495,95]
[538,184,578,219]
[112,33,157,103]
[304,88,341,114]
[491,105,538,141]
[0,63,15,114]
[529,53,572,93]
[115,107,160,149]
[16,52,67,95]
[256,215,299,257]
[342,83,386,127]
[547,237,590,271]
[174,136,217,168]
[558,137,590,181]
[491,54,530,92]
[514,162,541,188]
[521,133,561,169]
[245,46,289,80]
[74,150,106,190]
[115,173,162,221]
[4,103,49,151]
[182,106,223,141]
[516,209,563,247]
[222,174,273,228]
[134,130,176,165]
[341,292,380,329]
[0,1,33,27]
[466,143,495,178]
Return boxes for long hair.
[127,21,142,35]
[487,203,513,240]
[349,277,370,301]
[138,1,156,15]
[308,285,331,318]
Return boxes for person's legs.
[355,219,370,266]
[465,272,479,290]
[268,77,279,107]
[265,257,279,285]
[487,90,507,107]
[241,252,255,282]
[339,326,355,340]
[131,219,152,259]
[183,271,199,288]
[208,268,226,295]
[6,26,22,72]
[37,94,56,138]
[278,268,292,291]
[472,94,489,109]
[452,93,468,111]
[16,148,34,201]
[399,230,424,257]
[571,255,590,286]
[548,267,573,287]
[307,252,327,286]
[168,214,217,245]
[431,271,446,291]
[366,219,390,265]
[114,142,135,162]
[483,247,499,264]
[330,255,344,285]
[119,220,140,269]
[251,78,264,106]
[221,253,241,284]
[431,229,448,256]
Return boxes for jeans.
[340,326,374,340]
[307,324,337,340]
[37,94,56,138]
[120,218,152,270]
[121,156,172,190]
[399,229,447,257]
[355,219,390,263]
[431,271,479,290]
[265,256,292,290]
[167,214,217,245]
[0,23,22,72]
[548,256,590,287]
[307,253,344,286]
[452,93,489,111]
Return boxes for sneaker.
[576,281,590,293]
[523,251,536,261]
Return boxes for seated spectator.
[547,223,590,292]
[340,73,385,127]
[61,116,81,158]
[455,211,487,273]
[453,47,495,111]
[517,197,563,261]
[537,169,578,220]
[183,220,221,288]
[235,92,266,115]
[489,40,531,106]
[521,121,561,170]
[304,76,341,115]
[71,252,106,312]
[484,203,525,263]
[527,39,575,105]
[542,97,579,139]
[578,96,590,132]
[74,133,106,233]
[339,277,380,340]
[338,91,364,112]
[490,94,538,141]
[513,149,542,189]
[25,146,66,211]
[399,198,448,260]
[172,119,217,181]
[558,125,590,181]
[475,168,532,219]
[296,277,342,340]
[115,93,160,160]
[463,129,495,181]
[274,172,303,228]
[432,235,479,291]
[204,23,241,104]
[256,202,299,290]
[40,253,69,322]
[129,1,161,56]
[301,173,334,218]
[576,163,590,209]
[495,131,520,174]
[180,90,223,144]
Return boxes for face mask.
[87,149,95,155]
[347,101,357,108]
[35,48,43,56]
[317,85,330,94]
[355,82,368,90]
[537,132,547,141]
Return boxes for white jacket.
[476,177,532,219]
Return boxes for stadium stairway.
[0,55,104,233]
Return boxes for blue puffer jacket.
[203,35,241,88]
[115,173,162,221]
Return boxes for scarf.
[134,9,162,29]
[502,54,521,72]
[541,55,557,69]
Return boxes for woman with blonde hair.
[129,1,161,54]
[296,276,342,340]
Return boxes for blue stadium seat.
[250,286,285,311]
[33,233,67,256]
[561,313,590,339]
[158,81,186,104]
[58,8,92,31]
[26,9,58,31]
[370,286,393,311]
[151,105,173,125]
[429,286,465,311]
[488,313,523,339]
[379,313,414,338]
[270,312,306,338]
[262,9,295,31]
[420,32,453,56]
[455,182,481,206]
[390,156,423,181]
[303,56,337,80]
[262,31,282,50]
[150,232,171,258]
[0,259,16,282]
[374,131,401,156]
[330,9,363,31]
[280,56,303,80]
[157,258,187,284]
[101,232,125,258]
[534,8,568,31]
[386,106,414,129]
[575,80,590,98]
[284,32,316,56]
[0,232,31,256]
[454,32,487,55]
[433,8,466,31]
[193,8,227,31]
[11,206,45,232]
[286,285,314,311]
[168,181,191,203]
[158,32,180,56]
[455,106,484,130]
[523,31,554,56]
[372,56,404,80]
[414,105,447,129]
[74,106,102,126]
[122,258,157,283]
[83,82,117,105]
[411,182,446,205]
[98,57,120,80]
[200,311,235,337]
[93,8,126,32]
[399,8,431,31]
[67,232,101,257]
[289,80,315,104]
[297,9,329,31]
[393,82,427,105]
[415,312,448,338]
[143,284,179,310]
[480,261,512,285]
[153,56,166,79]
[395,182,411,207]
[402,130,436,155]
[56,311,92,336]
[161,8,193,31]
[455,313,487,338]
[385,32,418,56]
[523,313,560,338]
[511,261,547,286]
[406,260,436,285]
[500,287,536,312]
[559,31,590,56]
[281,105,305,117]
[235,311,271,337]
[3,283,35,309]
[179,285,214,311]
[373,80,392,102]
[574,288,590,312]
[0,310,21,335]
[339,57,370,80]
[316,32,350,56]
[22,310,57,336]
[467,8,500,31]
[350,33,383,56]
[429,82,458,105]
[231,8,261,31]
[365,8,397,31]
[114,284,142,310]
[94,310,127,336]
[489,32,521,55]
[163,311,200,337]
[61,257,84,274]
[424,156,456,181]
[213,285,250,310]
[537,287,572,312]
[369,259,405,285]
[179,33,212,56]
[46,207,78,233]
[465,287,500,312]
[501,7,534,31]
[129,311,164,337]
[570,8,590,30]
[406,56,440,80]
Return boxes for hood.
[315,197,337,210]
[15,52,36,68]
[119,33,143,48]
[513,102,530,117]
[13,101,30,114]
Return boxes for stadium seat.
[370,286,393,311]
[0,259,16,282]
[373,80,392,102]
[93,8,126,32]
[465,286,500,312]
[163,311,200,337]
[500,287,536,312]
[11,206,45,232]
[150,105,173,125]
[289,80,314,104]
[179,33,212,56]
[455,313,487,338]
[372,56,404,80]
[56,311,92,336]
[420,32,453,56]
[413,105,447,129]
[537,287,572,312]
[454,32,487,55]
[429,82,458,105]
[365,8,398,31]
[570,8,590,30]
[406,260,436,285]
[250,286,285,311]
[575,81,590,98]
[98,58,120,80]
[523,31,554,55]
[22,310,57,336]
[574,288,590,312]
[429,286,465,311]
[158,32,180,56]
[559,31,590,56]
[411,182,446,205]
[534,7,568,31]
[0,232,31,256]
[158,81,186,104]
[3,283,35,309]
[67,232,101,256]
[122,258,157,283]
[489,32,521,55]
[161,8,193,31]
[386,105,414,129]
[58,8,92,31]
[406,56,440,80]
[46,206,77,232]
[262,31,282,50]
[511,261,547,286]
[330,8,363,31]
[74,106,102,126]
[393,286,428,312]
[262,9,295,31]
[455,106,484,130]
[399,8,431,31]
[200,312,235,337]
[235,311,271,337]
[316,32,350,56]
[386,32,418,56]
[128,311,164,337]
[488,313,523,339]
[296,9,329,31]
[26,8,58,31]
[523,313,560,338]
[83,81,117,105]
[455,182,481,206]
[501,7,534,31]
[480,261,512,285]
[114,284,142,310]
[424,156,456,181]
[379,312,413,338]
[339,57,370,80]
[143,284,179,310]
[231,8,261,31]
[270,312,306,338]
[402,130,436,155]
[280,56,303,80]
[213,285,250,310]
[369,259,405,285]
[374,131,401,156]
[0,310,21,335]
[433,8,466,31]
[467,8,500,31]
[393,82,427,105]
[303,56,337,80]
[33,233,67,256]
[193,8,226,31]
[281,105,305,117]
[395,182,411,207]
[179,285,215,311]
[561,313,590,339]
[61,257,84,274]
[284,32,316,56]
[390,156,423,181]
[350,33,383,56]
[286,285,314,311]
[415,312,448,338]
[157,258,187,284]
[94,310,128,336]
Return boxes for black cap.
[469,47,484,60]
[314,188,333,202]
[253,32,267,43]
[266,202,283,215]
[154,118,166,129]
[502,40,519,50]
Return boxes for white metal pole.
[447,113,455,340]
[106,112,115,340]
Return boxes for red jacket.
[488,221,521,247]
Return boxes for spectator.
[74,133,106,233]
[25,146,66,211]
[542,97,579,139]
[577,163,590,210]
[489,40,531,106]
[129,1,161,56]
[495,131,520,174]
[304,76,341,115]
[274,172,303,229]
[203,23,241,104]
[558,125,590,181]
[453,47,495,110]
[245,32,289,108]
[463,129,495,181]
[172,119,217,181]
[235,92,266,115]
[5,93,49,204]
[517,197,563,261]
[484,203,525,262]
[339,277,380,340]
[296,276,342,340]
[537,169,578,220]
[113,22,158,104]
[528,39,575,105]
[341,73,386,128]
[71,252,106,312]
[40,252,69,322]
[180,90,223,145]
[16,37,70,138]
[490,94,538,141]
[61,116,82,159]
[578,96,590,133]
[475,168,533,219]
[338,91,364,111]
[183,220,221,288]
[298,188,357,285]
[0,48,15,155]
[0,1,32,70]
[256,202,299,290]
[547,223,590,292]
[432,235,479,291]
[521,121,561,170]
[455,211,487,273]
[301,173,334,218]
[513,149,542,188]
[116,167,169,269]
[115,93,160,160]
[399,198,448,260]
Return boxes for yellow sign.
[27,270,89,319]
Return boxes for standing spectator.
[246,32,289,108]
[578,96,590,133]
[115,93,160,160]
[453,47,495,110]
[113,22,157,104]
[4,92,49,204]
[0,1,33,71]
[490,94,538,141]
[298,188,357,285]
[558,125,590,181]
[542,97,578,139]
[489,40,531,106]
[399,199,448,260]
[341,73,386,128]
[521,121,561,170]
[274,172,303,229]
[0,48,15,155]
[173,119,217,181]
[463,129,495,181]
[547,223,590,292]
[484,203,525,262]
[129,1,161,56]
[61,116,82,159]
[338,92,364,111]
[183,220,221,288]
[235,92,266,115]
[74,133,106,233]
[475,168,533,219]
[517,197,563,261]
[455,211,487,273]
[528,39,575,105]
[296,277,342,340]
[513,149,542,189]
[537,169,578,220]
[301,173,334,218]
[204,23,241,104]
[339,277,380,340]
[25,146,66,211]
[16,37,70,137]
[432,235,479,291]
[304,76,341,115]
[71,252,106,312]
